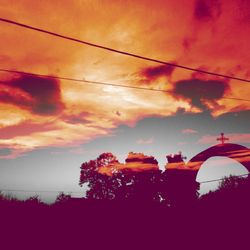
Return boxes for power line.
[0,68,172,93]
[199,173,249,184]
[1,68,250,102]
[0,17,249,83]
[0,173,249,194]
[0,189,85,194]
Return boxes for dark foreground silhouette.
[1,147,250,249]
[1,175,250,249]
[0,144,250,249]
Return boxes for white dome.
[196,156,248,195]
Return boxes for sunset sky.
[0,0,249,202]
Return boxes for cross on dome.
[216,133,229,144]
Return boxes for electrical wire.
[0,17,249,83]
[1,68,250,102]
[199,173,249,183]
[0,173,249,194]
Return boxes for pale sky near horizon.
[0,112,249,203]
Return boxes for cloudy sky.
[0,0,249,201]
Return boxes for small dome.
[197,156,248,195]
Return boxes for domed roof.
[187,143,250,171]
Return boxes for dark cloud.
[172,78,229,111]
[194,0,222,21]
[0,148,12,156]
[0,75,64,115]
[140,64,175,82]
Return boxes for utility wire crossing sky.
[0,173,249,194]
[0,17,249,83]
[0,68,250,102]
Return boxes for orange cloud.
[0,0,249,157]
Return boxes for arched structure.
[165,143,250,187]
[187,143,250,172]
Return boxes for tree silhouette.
[79,152,201,207]
[200,175,250,209]
[110,169,162,203]
[160,169,199,207]
[79,152,163,202]
[79,152,121,200]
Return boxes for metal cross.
[216,133,229,144]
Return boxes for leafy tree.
[79,152,201,206]
[80,152,164,203]
[79,153,121,200]
[160,169,199,207]
[199,175,250,211]
[218,175,249,191]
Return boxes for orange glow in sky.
[0,0,249,158]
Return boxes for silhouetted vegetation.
[79,152,199,207]
[1,176,249,249]
[1,152,249,210]
[200,175,250,208]
[1,152,249,249]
